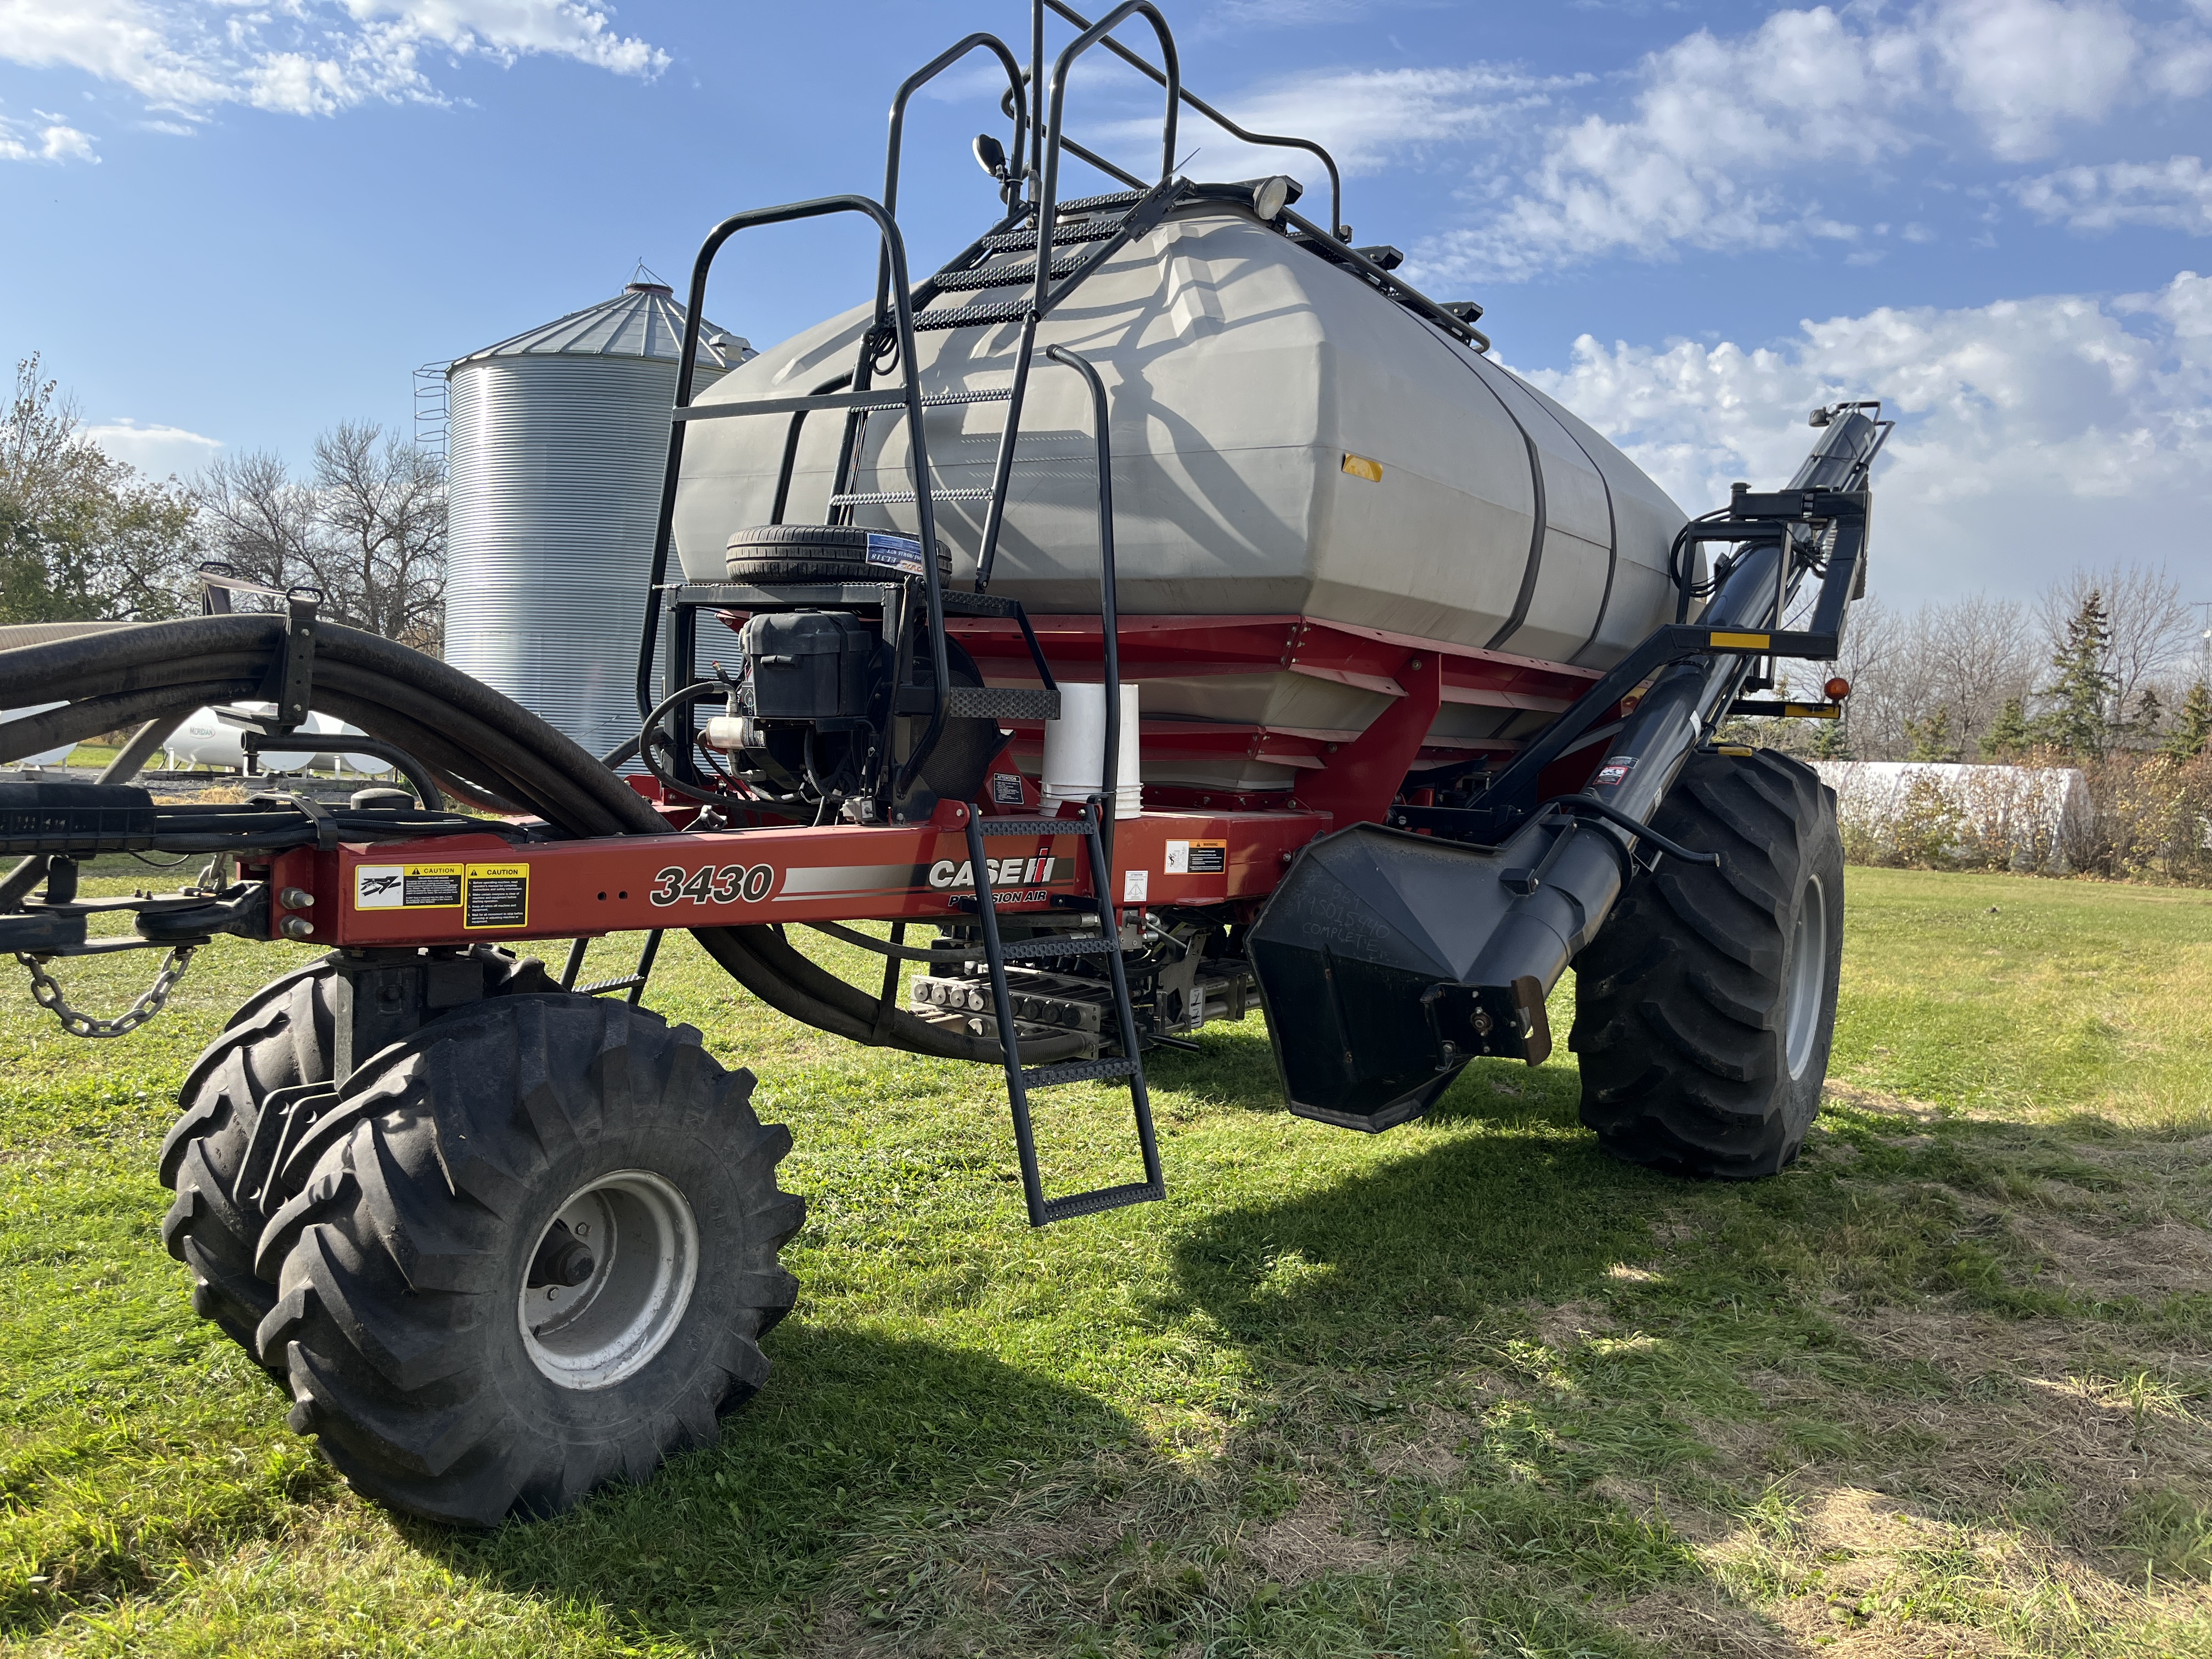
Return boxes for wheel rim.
[1783,873,1829,1081]
[519,1171,699,1390]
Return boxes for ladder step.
[974,816,1093,836]
[932,256,1087,292]
[1057,189,1147,214]
[1022,1058,1140,1087]
[573,975,647,996]
[979,218,1127,255]
[943,685,1060,720]
[913,299,1037,332]
[827,488,996,506]
[1038,1180,1165,1223]
[674,386,1012,423]
[998,933,1112,958]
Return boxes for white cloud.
[1409,0,2206,283]
[1516,271,2212,604]
[1186,64,1583,178]
[0,0,664,136]
[1925,0,2140,161]
[0,108,98,162]
[2015,154,2212,231]
[78,417,222,477]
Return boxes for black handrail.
[872,34,1029,336]
[1034,2,1178,321]
[1043,343,1125,871]
[637,198,950,817]
[1041,0,1347,241]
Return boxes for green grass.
[4,867,2211,1655]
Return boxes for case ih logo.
[927,856,1059,890]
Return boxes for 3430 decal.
[647,864,776,906]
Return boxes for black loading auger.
[1248,403,1889,1170]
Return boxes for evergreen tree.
[1812,715,1852,759]
[2128,687,2164,748]
[2033,592,2115,755]
[1980,694,2030,759]
[1903,706,1959,762]
[2166,681,2212,760]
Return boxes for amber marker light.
[1824,677,1852,701]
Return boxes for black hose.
[0,616,1074,1064]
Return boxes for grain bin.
[445,284,752,759]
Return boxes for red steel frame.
[255,616,1620,953]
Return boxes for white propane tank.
[672,196,1689,794]
[2,703,78,769]
[1041,683,1142,818]
[163,706,383,775]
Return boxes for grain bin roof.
[451,283,752,373]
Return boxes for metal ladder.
[960,342,1161,1226]
[964,802,1162,1224]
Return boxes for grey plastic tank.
[672,199,1686,792]
[447,284,752,760]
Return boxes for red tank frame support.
[266,798,1329,951]
[256,616,1624,955]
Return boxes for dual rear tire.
[160,968,803,1525]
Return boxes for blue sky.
[3,0,2209,609]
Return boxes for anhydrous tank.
[673,198,1686,791]
[448,284,751,760]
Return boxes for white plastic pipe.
[1041,682,1142,818]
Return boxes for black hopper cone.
[1248,823,1551,1131]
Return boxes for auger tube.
[1245,411,1887,1131]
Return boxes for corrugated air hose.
[0,616,1077,1064]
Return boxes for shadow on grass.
[424,1322,1138,1643]
[1162,1063,1667,1366]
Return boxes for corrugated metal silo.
[444,283,753,760]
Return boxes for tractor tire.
[158,949,556,1366]
[251,993,803,1526]
[1569,748,1844,1178]
[724,522,951,585]
[159,961,339,1358]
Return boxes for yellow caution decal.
[1709,631,1770,649]
[1341,452,1384,483]
[463,863,529,929]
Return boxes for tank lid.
[451,285,753,374]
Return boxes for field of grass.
[2,866,2209,1656]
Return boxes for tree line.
[1752,562,2211,765]
[1,356,445,653]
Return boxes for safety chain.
[16,946,197,1039]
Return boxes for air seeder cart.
[0,0,1885,1523]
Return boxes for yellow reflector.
[1709,631,1770,649]
[1341,452,1384,483]
[1717,745,1756,757]
[1783,703,1842,720]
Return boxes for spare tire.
[725,523,952,585]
